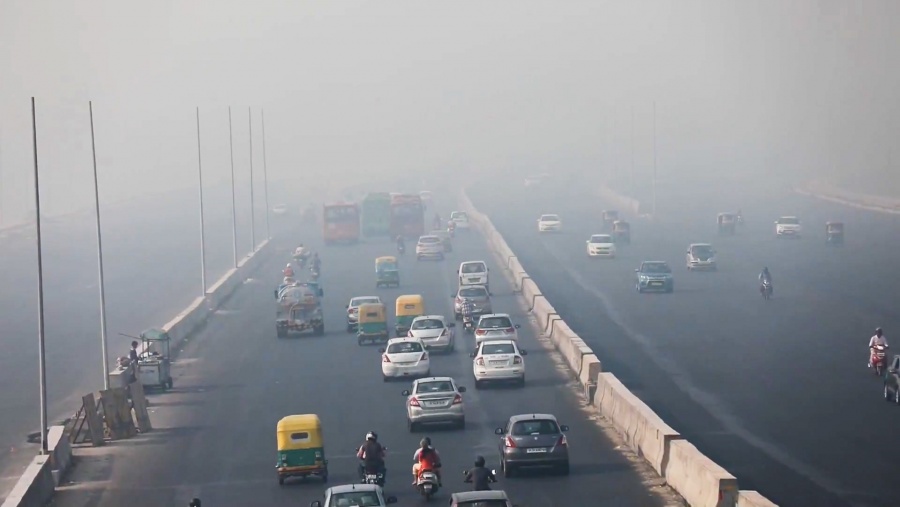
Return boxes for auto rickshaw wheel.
[278,475,285,485]
[322,469,328,482]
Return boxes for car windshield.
[412,319,444,330]
[481,343,515,355]
[541,215,559,221]
[457,502,508,507]
[590,235,612,243]
[451,212,468,220]
[416,381,454,394]
[479,317,512,329]
[462,263,486,274]
[387,341,423,354]
[376,262,398,271]
[419,237,440,244]
[459,287,487,298]
[691,246,713,256]
[352,298,380,307]
[330,492,382,507]
[778,217,799,225]
[641,263,670,274]
[511,419,560,436]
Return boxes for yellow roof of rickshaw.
[277,414,321,431]
[376,256,398,263]
[358,302,386,317]
[396,294,423,305]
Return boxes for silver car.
[495,413,570,476]
[416,235,445,260]
[409,315,456,352]
[311,484,397,507]
[453,285,492,320]
[402,377,467,431]
[346,296,383,332]
[474,314,520,345]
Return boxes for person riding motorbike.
[869,327,889,368]
[464,455,497,491]
[759,267,772,294]
[461,298,475,328]
[283,263,295,278]
[412,438,440,486]
[412,437,442,485]
[312,252,321,271]
[396,235,406,254]
[356,432,387,482]
[433,213,442,230]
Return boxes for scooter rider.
[283,263,295,278]
[412,437,442,485]
[396,235,405,254]
[464,455,497,491]
[412,438,440,486]
[869,328,889,368]
[758,267,772,293]
[356,431,387,482]
[461,298,474,326]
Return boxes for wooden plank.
[128,382,153,433]
[82,393,105,446]
[99,388,136,440]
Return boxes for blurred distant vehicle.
[686,243,717,271]
[537,214,562,233]
[272,203,288,215]
[635,261,674,293]
[524,174,550,187]
[586,234,616,258]
[775,216,802,238]
[416,235,445,261]
[450,211,470,230]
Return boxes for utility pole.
[630,105,635,196]
[652,101,657,217]
[248,108,256,250]
[228,107,238,267]
[88,102,110,389]
[261,109,271,240]
[30,97,49,454]
[196,107,207,294]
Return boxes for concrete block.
[521,279,542,308]
[530,296,557,331]
[593,373,682,477]
[579,354,602,402]
[205,268,239,309]
[665,439,739,507]
[46,426,72,484]
[0,455,54,507]
[737,491,779,507]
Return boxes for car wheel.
[502,459,513,478]
[474,379,483,389]
[278,475,285,485]
[383,375,389,383]
[518,376,525,387]
[458,418,465,430]
[408,419,418,432]
[558,462,570,475]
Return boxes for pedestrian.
[128,341,140,383]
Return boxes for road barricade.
[0,455,54,507]
[666,439,739,507]
[737,491,779,507]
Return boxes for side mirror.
[494,427,505,435]
[560,424,570,432]
[458,386,467,393]
[448,323,456,328]
[401,390,411,396]
[386,497,398,504]
[469,352,477,358]
[378,348,386,353]
[514,324,521,329]
[311,502,322,507]
[520,349,527,355]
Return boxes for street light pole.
[228,107,238,268]
[248,108,256,251]
[630,105,635,196]
[88,102,110,390]
[196,107,207,294]
[652,101,657,217]
[261,109,271,240]
[30,97,49,454]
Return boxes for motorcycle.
[397,242,405,255]
[447,222,456,238]
[871,345,888,376]
[462,468,498,491]
[760,280,772,300]
[309,266,320,280]
[462,314,475,334]
[416,470,440,499]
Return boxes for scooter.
[462,315,475,334]
[416,470,440,500]
[871,345,888,376]
[760,280,772,300]
[397,243,405,255]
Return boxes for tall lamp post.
[248,108,256,251]
[261,109,271,240]
[88,102,110,390]
[228,107,238,268]
[196,107,207,294]
[30,97,49,454]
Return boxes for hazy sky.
[2,0,898,220]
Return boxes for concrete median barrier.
[666,439,739,507]
[530,296,558,331]
[737,491,779,507]
[593,373,681,477]
[796,180,900,215]
[46,426,72,486]
[579,354,601,401]
[558,335,592,377]
[521,278,542,309]
[0,455,53,507]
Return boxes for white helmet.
[366,431,377,441]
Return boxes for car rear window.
[330,492,382,507]
[459,287,487,298]
[511,419,559,436]
[642,263,671,273]
[451,212,468,219]
[541,215,559,221]
[419,237,440,243]
[481,343,515,355]
[591,235,612,243]
[778,217,799,224]
[412,319,443,330]
[457,502,508,507]
[462,263,486,274]
[387,342,423,354]
[416,381,453,393]
[351,298,380,307]
[479,317,511,329]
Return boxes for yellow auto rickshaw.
[276,414,328,485]
[375,256,400,288]
[395,294,425,337]
[717,212,736,235]
[357,303,389,345]
[825,221,844,245]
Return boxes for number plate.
[526,448,548,453]
[489,360,506,366]
[425,401,445,407]
[651,281,662,286]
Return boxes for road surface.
[48,198,674,507]
[468,177,900,507]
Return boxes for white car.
[458,260,490,291]
[381,338,430,381]
[586,234,616,257]
[450,211,470,229]
[416,235,445,260]
[346,296,383,331]
[775,216,801,238]
[471,339,527,388]
[686,243,717,271]
[408,315,456,352]
[538,214,562,232]
[474,314,520,345]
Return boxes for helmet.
[474,455,485,467]
[422,437,432,446]
[876,327,883,335]
[286,263,292,268]
[419,438,430,448]
[366,432,377,441]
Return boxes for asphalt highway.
[0,185,289,501]
[469,177,900,507]
[48,199,674,507]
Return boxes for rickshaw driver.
[356,431,387,481]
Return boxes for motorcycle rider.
[396,235,406,254]
[758,267,772,293]
[356,431,387,482]
[412,437,442,485]
[461,298,475,328]
[464,455,497,491]
[283,263,295,278]
[412,438,440,486]
[869,327,889,368]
